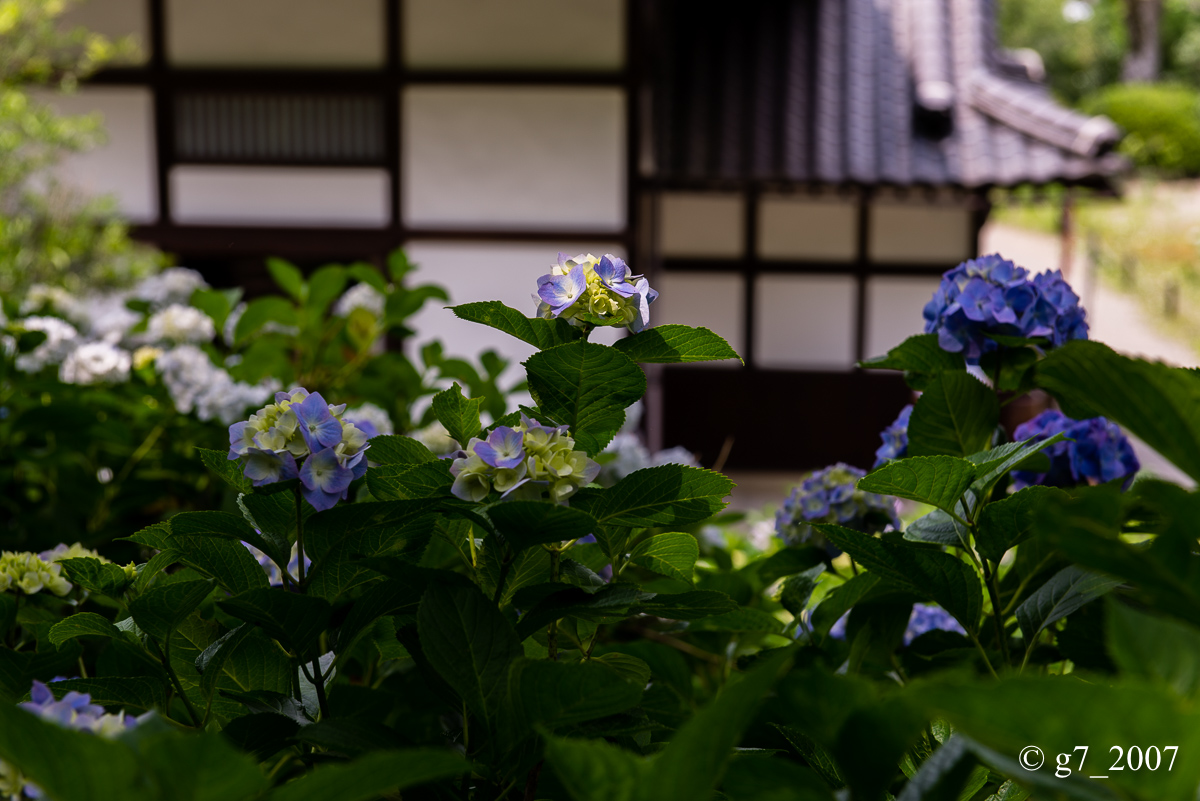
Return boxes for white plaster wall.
[754,274,857,369]
[869,204,972,264]
[170,166,390,227]
[40,87,157,222]
[403,87,625,231]
[653,272,744,368]
[864,275,941,360]
[658,193,744,258]
[758,195,858,262]
[166,0,384,67]
[404,0,624,71]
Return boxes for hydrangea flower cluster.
[923,254,1088,363]
[333,282,387,318]
[2,680,142,799]
[58,342,131,385]
[0,543,135,596]
[828,603,965,644]
[155,345,279,426]
[145,304,216,344]
[873,405,912,468]
[775,463,899,550]
[450,414,600,503]
[535,253,658,333]
[1011,410,1140,490]
[342,402,395,439]
[242,541,310,587]
[228,388,371,511]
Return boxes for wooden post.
[1059,189,1074,279]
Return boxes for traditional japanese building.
[57,0,1123,470]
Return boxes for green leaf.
[524,341,646,454]
[819,526,983,634]
[58,557,131,596]
[267,257,305,301]
[166,523,271,595]
[688,607,783,633]
[305,265,348,317]
[545,733,645,801]
[417,582,522,732]
[903,508,969,549]
[488,501,599,552]
[431,383,483,450]
[811,573,880,636]
[721,752,835,801]
[196,624,255,704]
[1014,565,1123,643]
[756,547,827,584]
[1036,340,1200,483]
[515,584,650,640]
[198,447,253,493]
[772,724,844,789]
[511,658,643,729]
[907,372,998,457]
[129,579,214,643]
[219,589,332,658]
[48,613,123,647]
[628,532,699,585]
[613,324,741,364]
[633,590,738,620]
[366,435,437,466]
[266,749,469,801]
[592,653,651,687]
[451,300,584,350]
[0,702,142,801]
[1106,598,1200,698]
[234,296,297,344]
[975,486,1068,563]
[41,677,166,712]
[779,564,826,617]
[139,726,270,801]
[896,736,985,801]
[644,648,793,801]
[572,465,734,528]
[191,288,236,330]
[859,333,967,388]
[858,456,976,515]
[966,433,1068,499]
[290,718,409,757]
[366,461,455,500]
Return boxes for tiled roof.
[650,0,1126,188]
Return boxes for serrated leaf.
[488,501,598,552]
[811,573,881,635]
[196,624,255,704]
[366,461,454,500]
[511,658,643,729]
[858,456,975,515]
[572,465,734,528]
[613,324,741,364]
[265,748,469,801]
[592,653,651,686]
[688,607,782,633]
[417,582,522,735]
[628,532,698,585]
[819,526,983,634]
[756,546,827,584]
[431,383,483,449]
[903,508,970,550]
[545,733,645,801]
[1015,565,1122,643]
[234,296,297,344]
[48,613,123,647]
[907,372,998,457]
[896,735,985,801]
[1106,598,1200,698]
[778,564,825,617]
[219,589,332,658]
[633,590,737,620]
[130,579,214,642]
[515,584,650,641]
[1036,340,1200,483]
[41,677,167,712]
[451,300,584,350]
[966,433,1068,499]
[58,557,131,597]
[860,333,967,387]
[198,447,253,493]
[366,435,437,466]
[975,486,1067,563]
[524,341,645,454]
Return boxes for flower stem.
[548,548,561,661]
[980,557,1012,666]
[294,487,330,719]
[152,637,203,727]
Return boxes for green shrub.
[1083,82,1200,174]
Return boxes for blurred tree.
[0,0,163,301]
[1122,0,1163,81]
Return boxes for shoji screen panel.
[404,0,624,71]
[166,0,385,67]
[403,87,625,231]
[868,202,972,265]
[170,167,390,227]
[653,272,745,367]
[757,194,858,262]
[60,0,150,64]
[753,274,857,370]
[864,275,941,360]
[658,193,744,259]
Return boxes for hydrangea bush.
[775,463,899,552]
[6,250,1200,801]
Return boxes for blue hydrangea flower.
[536,264,588,317]
[534,253,658,332]
[903,603,966,645]
[873,405,913,468]
[776,463,899,552]
[923,254,1088,364]
[474,426,525,470]
[242,541,310,587]
[227,387,370,511]
[1011,410,1140,490]
[594,255,639,298]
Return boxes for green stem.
[294,488,330,719]
[492,553,513,606]
[152,638,203,728]
[968,632,1000,680]
[1001,552,1057,616]
[548,548,561,661]
[980,558,1012,665]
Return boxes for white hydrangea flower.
[19,284,75,316]
[146,304,216,344]
[333,282,387,318]
[344,402,394,437]
[15,316,79,373]
[155,345,277,424]
[133,267,208,309]
[71,291,140,342]
[410,420,459,457]
[194,373,281,426]
[59,342,132,385]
